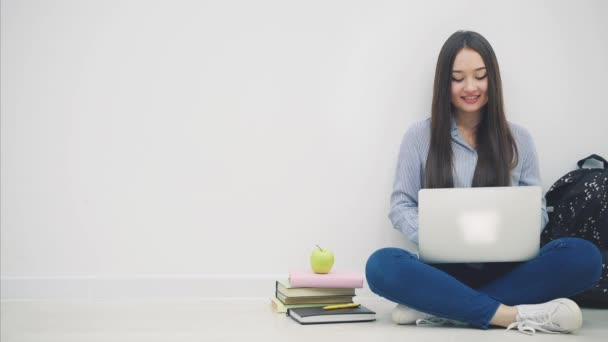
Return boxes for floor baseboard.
[1,274,374,300]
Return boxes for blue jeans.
[365,238,602,329]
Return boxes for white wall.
[2,0,607,299]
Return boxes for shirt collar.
[450,113,459,137]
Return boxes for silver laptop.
[418,186,541,263]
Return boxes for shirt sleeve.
[517,130,549,232]
[389,126,424,245]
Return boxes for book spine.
[289,277,363,288]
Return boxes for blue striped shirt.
[389,116,549,244]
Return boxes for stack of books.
[270,269,365,313]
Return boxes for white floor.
[1,297,607,342]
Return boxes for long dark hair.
[424,30,518,189]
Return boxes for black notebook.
[286,305,376,324]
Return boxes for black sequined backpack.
[541,154,608,307]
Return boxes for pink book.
[289,270,364,288]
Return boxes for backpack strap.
[577,154,608,169]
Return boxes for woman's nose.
[464,78,477,92]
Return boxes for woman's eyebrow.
[452,67,487,73]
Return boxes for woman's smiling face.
[450,48,489,116]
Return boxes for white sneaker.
[507,298,583,335]
[392,304,434,325]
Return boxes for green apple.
[310,244,334,274]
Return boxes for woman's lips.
[462,95,480,104]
